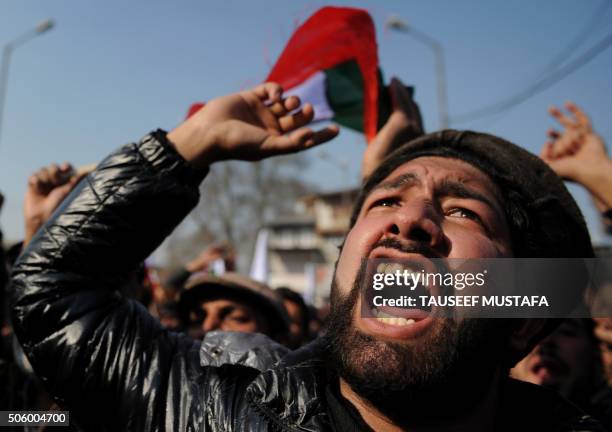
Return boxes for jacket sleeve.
[10,130,209,431]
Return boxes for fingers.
[390,77,413,110]
[268,95,300,116]
[389,77,413,113]
[253,82,283,103]
[549,102,592,132]
[278,103,314,132]
[255,84,323,135]
[548,105,576,129]
[545,129,569,158]
[253,88,315,134]
[547,128,560,140]
[291,124,339,148]
[307,125,340,147]
[388,77,402,110]
[549,136,578,159]
[386,77,423,136]
[28,163,75,194]
[564,101,591,129]
[541,141,555,160]
[546,127,583,158]
[264,124,339,155]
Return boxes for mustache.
[371,237,443,259]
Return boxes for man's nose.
[386,198,448,253]
[202,314,222,333]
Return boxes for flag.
[186,102,204,119]
[186,7,389,140]
[249,228,269,283]
[267,6,386,142]
[303,262,317,305]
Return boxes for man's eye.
[230,315,251,324]
[371,197,400,208]
[447,207,480,221]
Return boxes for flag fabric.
[303,262,317,305]
[249,228,269,284]
[187,7,388,141]
[267,6,385,142]
[186,102,204,119]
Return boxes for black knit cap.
[351,129,594,259]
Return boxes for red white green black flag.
[267,6,385,142]
[187,6,388,142]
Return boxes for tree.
[160,154,314,271]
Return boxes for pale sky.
[1,0,611,247]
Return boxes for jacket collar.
[243,339,599,431]
[245,337,333,430]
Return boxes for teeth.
[388,263,403,274]
[375,317,416,326]
[376,263,420,275]
[371,310,416,326]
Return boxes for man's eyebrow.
[370,173,421,193]
[436,179,500,213]
[367,173,503,215]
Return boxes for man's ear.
[507,318,551,366]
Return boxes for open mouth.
[363,258,442,327]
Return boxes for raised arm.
[10,82,338,430]
[361,77,424,181]
[23,162,91,247]
[11,132,206,430]
[540,102,612,209]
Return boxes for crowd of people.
[0,76,611,431]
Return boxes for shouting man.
[11,83,602,431]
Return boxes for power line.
[454,0,611,129]
[536,0,610,79]
[451,31,612,124]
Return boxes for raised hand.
[169,82,339,169]
[185,244,235,273]
[23,163,88,246]
[540,101,607,182]
[540,101,612,209]
[361,77,423,180]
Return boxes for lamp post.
[0,19,55,147]
[386,16,449,129]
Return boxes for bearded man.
[10,82,603,431]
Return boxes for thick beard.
[324,261,512,424]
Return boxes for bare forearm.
[22,218,43,247]
[577,158,612,209]
[168,118,219,170]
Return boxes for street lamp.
[0,19,55,147]
[386,15,449,129]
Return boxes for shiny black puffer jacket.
[10,132,606,431]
